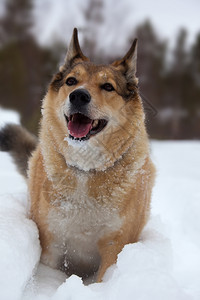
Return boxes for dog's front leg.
[97,230,130,282]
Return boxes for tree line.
[0,0,199,139]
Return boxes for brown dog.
[0,28,155,282]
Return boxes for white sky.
[0,0,199,50]
[33,0,200,53]
[130,0,200,44]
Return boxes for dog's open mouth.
[65,113,107,141]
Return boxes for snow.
[0,107,20,127]
[0,107,200,300]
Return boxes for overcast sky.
[1,0,199,50]
[131,0,200,44]
[32,0,200,54]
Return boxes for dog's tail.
[0,124,38,178]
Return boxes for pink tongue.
[68,116,92,138]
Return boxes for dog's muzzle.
[65,89,107,141]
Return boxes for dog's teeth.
[93,120,99,128]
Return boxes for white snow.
[0,107,20,127]
[0,107,200,300]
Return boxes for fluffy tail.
[0,124,38,178]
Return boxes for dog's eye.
[66,77,78,86]
[101,83,115,92]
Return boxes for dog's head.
[42,28,147,171]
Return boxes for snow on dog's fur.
[0,28,155,282]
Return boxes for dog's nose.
[69,89,91,106]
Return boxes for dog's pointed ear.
[112,38,138,82]
[61,28,89,70]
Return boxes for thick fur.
[0,124,37,177]
[1,29,156,282]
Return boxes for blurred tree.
[189,33,200,137]
[164,29,189,138]
[164,29,200,138]
[0,0,33,44]
[191,33,200,85]
[135,21,167,108]
[0,0,59,134]
[133,20,167,137]
[81,0,104,62]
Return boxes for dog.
[0,28,155,282]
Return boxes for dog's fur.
[0,29,155,282]
[0,124,37,177]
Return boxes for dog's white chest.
[46,174,122,273]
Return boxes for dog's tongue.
[68,113,92,138]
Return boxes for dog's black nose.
[69,89,91,107]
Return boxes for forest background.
[0,0,200,139]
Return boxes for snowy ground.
[0,108,200,300]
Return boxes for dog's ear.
[61,28,89,70]
[112,39,138,82]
